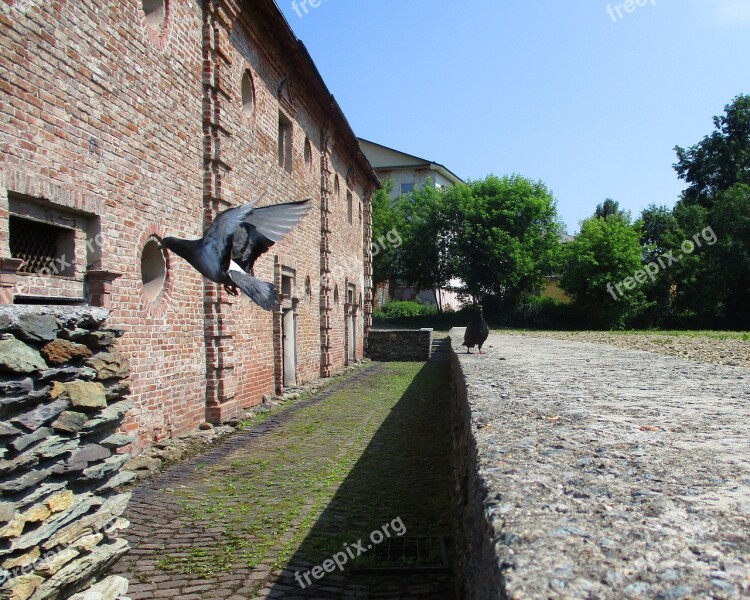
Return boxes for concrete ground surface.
[455,331,750,599]
[112,357,456,600]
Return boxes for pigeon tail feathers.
[227,268,279,311]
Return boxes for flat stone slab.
[452,331,750,599]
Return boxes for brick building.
[0,0,379,445]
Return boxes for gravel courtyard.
[507,330,750,369]
[455,331,750,599]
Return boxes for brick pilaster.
[202,0,242,424]
[319,127,333,377]
[363,189,373,356]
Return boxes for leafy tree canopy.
[560,213,646,328]
[674,94,750,208]
[446,175,564,307]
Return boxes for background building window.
[400,182,415,195]
[347,192,353,225]
[6,194,94,304]
[142,0,168,30]
[140,238,167,301]
[278,112,293,173]
[241,70,255,118]
[281,274,293,299]
[304,137,313,170]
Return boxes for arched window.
[241,70,255,118]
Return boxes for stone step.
[429,339,451,362]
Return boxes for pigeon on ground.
[158,199,311,311]
[463,304,489,354]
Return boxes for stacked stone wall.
[0,307,132,600]
[366,329,432,362]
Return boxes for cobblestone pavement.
[112,362,455,600]
[455,332,750,599]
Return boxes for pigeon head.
[158,236,175,251]
[158,236,195,261]
[159,236,192,253]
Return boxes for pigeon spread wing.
[202,201,257,273]
[232,200,311,272]
[244,199,311,242]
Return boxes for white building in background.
[360,138,468,311]
[389,279,470,313]
[358,138,464,198]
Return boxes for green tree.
[638,204,680,261]
[674,94,750,208]
[635,204,681,325]
[446,175,563,309]
[669,95,750,328]
[595,198,628,220]
[704,184,750,327]
[560,213,646,328]
[397,183,453,312]
[370,178,403,287]
[664,202,713,324]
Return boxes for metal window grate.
[9,216,67,274]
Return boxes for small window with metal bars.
[9,216,75,277]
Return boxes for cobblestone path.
[112,362,455,600]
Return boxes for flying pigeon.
[158,199,311,311]
[463,304,489,354]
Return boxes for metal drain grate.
[352,536,450,574]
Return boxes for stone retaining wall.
[0,306,133,600]
[448,328,505,600]
[449,329,750,599]
[367,329,432,361]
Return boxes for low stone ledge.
[448,328,505,600]
[367,328,432,361]
[449,329,750,599]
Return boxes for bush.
[500,296,581,329]
[373,300,438,319]
[372,297,582,330]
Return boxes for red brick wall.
[224,16,323,399]
[0,0,375,446]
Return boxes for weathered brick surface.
[0,0,378,445]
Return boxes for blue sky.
[278,0,750,233]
